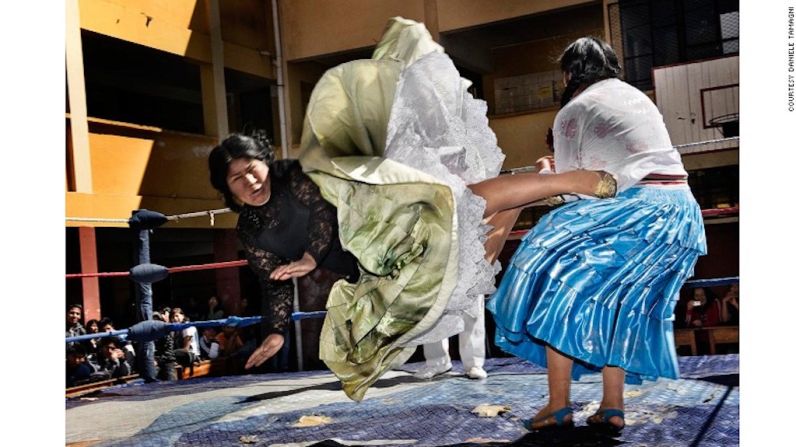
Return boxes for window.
[82,31,204,134]
[619,0,739,90]
[687,165,739,210]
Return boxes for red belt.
[638,173,688,185]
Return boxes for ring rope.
[66,208,233,225]
[66,259,248,279]
[65,312,328,344]
[67,206,736,280]
[65,217,131,223]
[64,272,736,346]
[165,208,231,223]
[674,136,739,150]
[681,276,739,289]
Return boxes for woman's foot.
[586,408,625,436]
[525,405,574,431]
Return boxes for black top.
[237,160,359,334]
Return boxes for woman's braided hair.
[558,37,622,107]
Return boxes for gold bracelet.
[595,172,617,199]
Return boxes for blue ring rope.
[66,311,327,344]
[68,278,739,344]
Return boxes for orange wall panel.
[86,0,202,29]
[88,131,219,199]
[490,111,558,170]
[79,0,273,78]
[436,0,598,32]
[280,0,425,61]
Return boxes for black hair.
[208,130,276,212]
[99,317,114,330]
[67,304,83,311]
[693,287,717,303]
[172,307,190,322]
[558,36,622,107]
[100,337,122,349]
[67,344,87,357]
[85,319,100,332]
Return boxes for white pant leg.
[459,294,486,371]
[422,338,451,367]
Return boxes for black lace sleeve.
[288,163,336,263]
[242,242,293,335]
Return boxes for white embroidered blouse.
[553,78,687,192]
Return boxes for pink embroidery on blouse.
[593,120,611,139]
[562,118,577,139]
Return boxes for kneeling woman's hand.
[245,333,285,369]
[270,252,317,281]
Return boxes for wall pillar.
[423,0,440,41]
[66,0,93,192]
[201,0,229,137]
[214,230,242,315]
[78,227,101,321]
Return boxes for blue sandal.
[586,408,625,436]
[524,407,574,431]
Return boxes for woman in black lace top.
[209,133,359,369]
[209,130,615,377]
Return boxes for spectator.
[85,318,100,334]
[97,318,136,367]
[685,287,721,328]
[185,297,202,323]
[152,311,177,381]
[66,344,96,387]
[217,325,245,357]
[99,317,115,333]
[199,327,221,360]
[205,296,225,321]
[66,304,86,353]
[239,297,252,317]
[83,319,101,360]
[720,283,740,325]
[171,307,200,367]
[159,306,172,325]
[218,325,257,374]
[97,337,133,379]
[66,304,85,340]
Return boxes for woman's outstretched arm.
[470,170,615,217]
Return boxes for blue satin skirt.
[486,185,707,384]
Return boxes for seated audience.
[66,344,96,387]
[97,318,136,367]
[66,304,85,349]
[720,283,739,325]
[205,296,225,321]
[171,307,200,367]
[199,327,221,360]
[96,337,133,379]
[685,287,721,328]
[153,311,177,381]
[83,319,101,361]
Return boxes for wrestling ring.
[65,137,740,446]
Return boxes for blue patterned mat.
[66,355,738,446]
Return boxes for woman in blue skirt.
[486,37,707,434]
